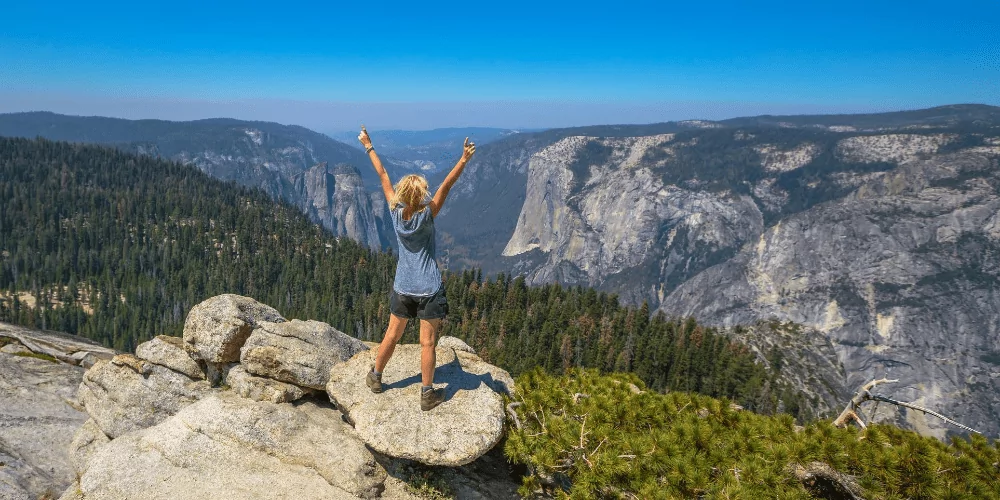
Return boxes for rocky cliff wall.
[292,162,392,249]
[502,134,764,306]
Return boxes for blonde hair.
[390,174,430,212]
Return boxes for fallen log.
[787,461,865,500]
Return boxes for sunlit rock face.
[503,134,764,306]
[291,162,393,249]
[55,296,519,499]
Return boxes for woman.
[358,125,475,411]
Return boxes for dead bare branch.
[834,378,898,428]
[869,394,982,435]
[506,402,523,430]
[590,437,608,457]
[833,378,982,435]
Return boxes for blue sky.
[1,0,998,129]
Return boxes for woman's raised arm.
[429,137,476,217]
[358,125,395,203]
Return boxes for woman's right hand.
[358,125,373,149]
[461,137,476,161]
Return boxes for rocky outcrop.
[292,162,393,249]
[0,323,107,499]
[502,134,762,305]
[754,142,821,172]
[241,319,368,390]
[68,419,108,477]
[78,356,212,439]
[834,133,955,164]
[437,335,475,354]
[134,335,205,379]
[57,295,520,498]
[183,294,286,364]
[226,365,311,403]
[327,345,514,466]
[69,394,385,499]
[0,322,114,368]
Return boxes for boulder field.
[58,294,519,499]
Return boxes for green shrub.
[505,369,1000,499]
[400,464,453,500]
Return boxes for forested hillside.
[437,273,804,416]
[0,111,369,183]
[0,137,394,351]
[0,137,804,416]
[0,111,396,248]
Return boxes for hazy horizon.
[3,95,993,133]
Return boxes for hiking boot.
[420,387,445,411]
[366,370,383,394]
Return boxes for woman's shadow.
[383,350,507,401]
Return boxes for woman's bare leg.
[419,319,441,387]
[375,314,408,373]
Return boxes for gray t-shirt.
[391,204,442,296]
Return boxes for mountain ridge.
[0,111,396,248]
[327,126,527,174]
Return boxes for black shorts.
[389,286,449,320]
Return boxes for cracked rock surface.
[0,324,94,499]
[241,319,368,390]
[78,357,212,439]
[68,394,385,499]
[0,295,522,499]
[183,294,286,363]
[327,346,514,466]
